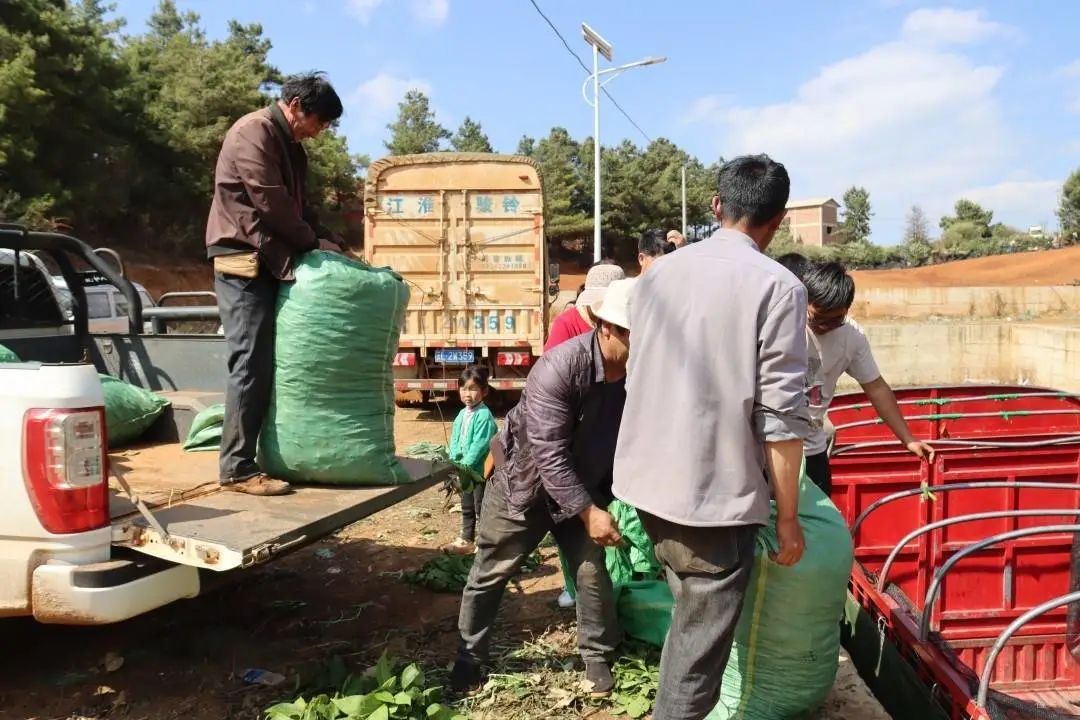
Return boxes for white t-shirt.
[804,319,881,455]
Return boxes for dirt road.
[0,408,888,720]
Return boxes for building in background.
[783,197,840,247]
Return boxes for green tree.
[940,198,993,235]
[305,130,368,232]
[450,116,493,153]
[531,127,590,240]
[515,135,535,157]
[0,0,134,227]
[1058,168,1080,243]
[384,90,449,155]
[840,186,872,244]
[900,204,933,266]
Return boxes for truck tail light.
[22,408,108,534]
[497,352,531,367]
[393,352,417,367]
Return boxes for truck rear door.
[110,453,449,571]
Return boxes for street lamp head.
[581,22,613,61]
[640,56,667,67]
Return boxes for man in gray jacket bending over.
[614,155,811,720]
[452,278,638,698]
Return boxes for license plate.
[434,349,475,365]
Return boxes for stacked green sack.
[615,471,854,720]
[99,374,171,448]
[0,343,21,362]
[183,403,225,452]
[259,251,412,485]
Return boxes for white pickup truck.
[0,227,447,625]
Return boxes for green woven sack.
[563,498,662,598]
[99,374,170,448]
[259,251,411,485]
[0,344,21,362]
[183,403,224,452]
[707,475,854,720]
[617,579,674,647]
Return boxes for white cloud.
[345,0,383,24]
[349,72,432,133]
[901,7,1012,46]
[683,8,1019,242]
[411,0,449,25]
[958,179,1062,230]
[1061,59,1080,114]
[346,0,448,25]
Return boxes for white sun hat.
[593,277,637,330]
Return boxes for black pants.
[458,476,619,666]
[460,482,486,542]
[637,513,759,720]
[804,451,832,496]
[215,269,278,483]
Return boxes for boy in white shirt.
[796,260,934,492]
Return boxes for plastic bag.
[259,251,411,485]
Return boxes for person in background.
[206,72,344,497]
[614,154,810,719]
[453,278,638,698]
[638,229,676,274]
[799,262,934,494]
[776,252,810,280]
[443,366,500,555]
[666,229,686,248]
[546,262,625,351]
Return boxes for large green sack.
[563,499,662,599]
[707,476,854,720]
[0,344,21,362]
[259,251,411,485]
[99,374,171,448]
[183,403,225,452]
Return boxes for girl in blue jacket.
[443,366,499,555]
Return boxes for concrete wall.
[837,322,1080,392]
[851,286,1080,321]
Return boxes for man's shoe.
[222,474,292,496]
[449,659,485,694]
[584,662,614,698]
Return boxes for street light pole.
[681,164,687,238]
[581,23,664,265]
[592,42,602,264]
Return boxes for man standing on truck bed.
[205,72,344,496]
[614,155,811,720]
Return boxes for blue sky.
[110,0,1079,244]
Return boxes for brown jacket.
[205,105,318,280]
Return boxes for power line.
[526,0,653,144]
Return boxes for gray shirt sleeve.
[753,285,812,442]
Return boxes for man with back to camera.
[613,155,811,719]
[206,72,344,497]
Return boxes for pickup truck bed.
[110,441,447,571]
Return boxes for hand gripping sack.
[259,252,411,485]
[707,475,854,720]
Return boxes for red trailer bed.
[829,385,1080,720]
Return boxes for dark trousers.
[458,476,619,666]
[638,513,758,720]
[804,451,832,496]
[460,482,486,542]
[215,269,278,483]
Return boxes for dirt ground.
[0,406,889,720]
